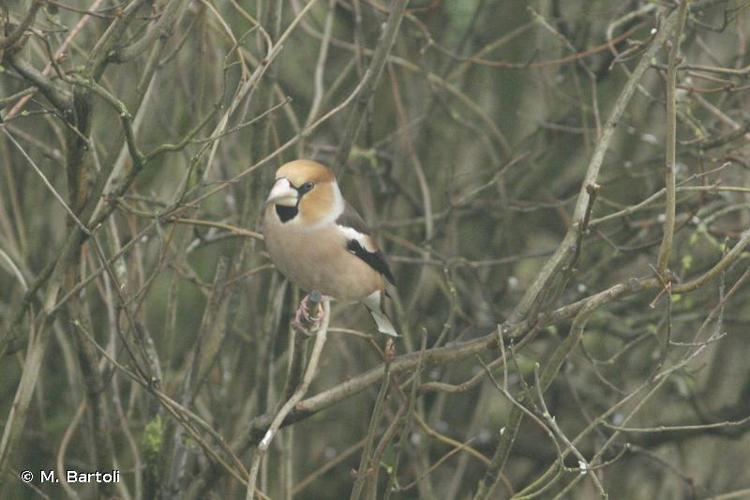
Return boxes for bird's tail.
[368,308,399,337]
[363,292,399,337]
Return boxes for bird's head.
[266,160,341,224]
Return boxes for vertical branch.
[245,298,330,499]
[383,334,428,500]
[0,317,50,483]
[507,7,684,325]
[349,341,394,500]
[657,0,690,275]
[165,258,229,498]
[70,312,117,498]
[302,0,337,133]
[333,0,409,172]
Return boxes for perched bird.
[262,159,398,336]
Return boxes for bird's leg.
[292,290,330,334]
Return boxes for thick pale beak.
[266,178,298,207]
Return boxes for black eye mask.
[298,182,314,195]
[275,181,314,223]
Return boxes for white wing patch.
[337,225,376,252]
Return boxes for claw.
[292,291,329,334]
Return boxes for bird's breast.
[262,207,384,301]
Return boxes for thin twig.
[334,0,409,172]
[245,299,330,499]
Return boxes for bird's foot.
[292,291,329,335]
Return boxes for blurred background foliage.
[1,0,750,498]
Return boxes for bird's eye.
[299,182,314,194]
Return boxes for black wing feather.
[346,240,396,285]
[338,202,396,286]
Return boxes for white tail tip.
[369,309,399,337]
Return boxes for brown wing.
[336,201,372,235]
[337,202,396,286]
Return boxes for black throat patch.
[276,204,298,223]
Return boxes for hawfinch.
[262,159,398,337]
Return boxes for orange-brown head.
[266,160,342,226]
